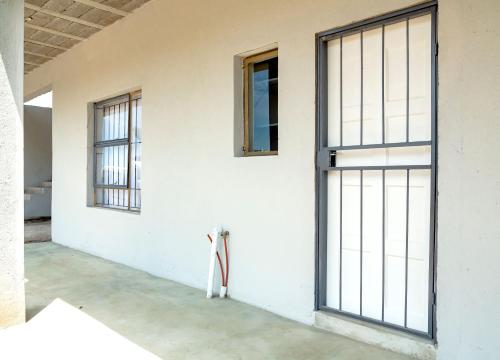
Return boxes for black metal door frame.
[314,1,437,339]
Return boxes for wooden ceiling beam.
[25,3,105,30]
[24,39,70,51]
[25,23,86,41]
[24,61,41,67]
[73,0,130,17]
[24,50,55,60]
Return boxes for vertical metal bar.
[106,107,110,206]
[118,103,121,139]
[406,18,410,142]
[101,108,106,205]
[404,169,410,327]
[382,25,385,144]
[93,104,97,204]
[117,145,120,205]
[382,169,386,320]
[340,36,343,147]
[360,31,364,146]
[134,99,138,208]
[122,102,125,138]
[360,169,363,315]
[92,103,97,194]
[117,104,121,206]
[316,37,329,310]
[123,145,127,207]
[127,95,132,210]
[339,170,343,310]
[112,106,116,205]
[115,104,119,139]
[428,6,438,338]
[111,105,115,140]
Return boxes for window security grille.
[93,91,142,211]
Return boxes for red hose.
[207,234,226,286]
[223,233,229,287]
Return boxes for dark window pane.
[249,56,278,152]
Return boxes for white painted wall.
[24,105,52,220]
[24,0,500,358]
[0,0,25,327]
[436,1,500,359]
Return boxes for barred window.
[93,91,142,211]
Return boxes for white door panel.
[323,11,434,334]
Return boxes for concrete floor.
[24,220,51,243]
[25,242,411,360]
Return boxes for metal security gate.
[315,2,437,338]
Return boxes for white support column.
[0,0,25,327]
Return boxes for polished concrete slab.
[25,242,411,360]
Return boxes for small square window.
[244,49,278,156]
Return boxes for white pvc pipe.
[206,225,222,298]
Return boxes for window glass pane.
[130,142,141,201]
[249,56,278,152]
[95,188,129,210]
[95,145,129,186]
[130,96,142,210]
[131,97,142,143]
[93,92,141,212]
[95,97,129,142]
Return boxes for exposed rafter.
[25,3,105,30]
[24,39,70,51]
[25,51,55,60]
[25,23,86,41]
[73,0,130,17]
[24,0,150,75]
[24,60,42,67]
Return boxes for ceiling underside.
[24,0,151,74]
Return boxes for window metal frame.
[243,49,279,156]
[93,90,142,212]
[314,1,438,339]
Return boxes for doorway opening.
[24,90,52,243]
